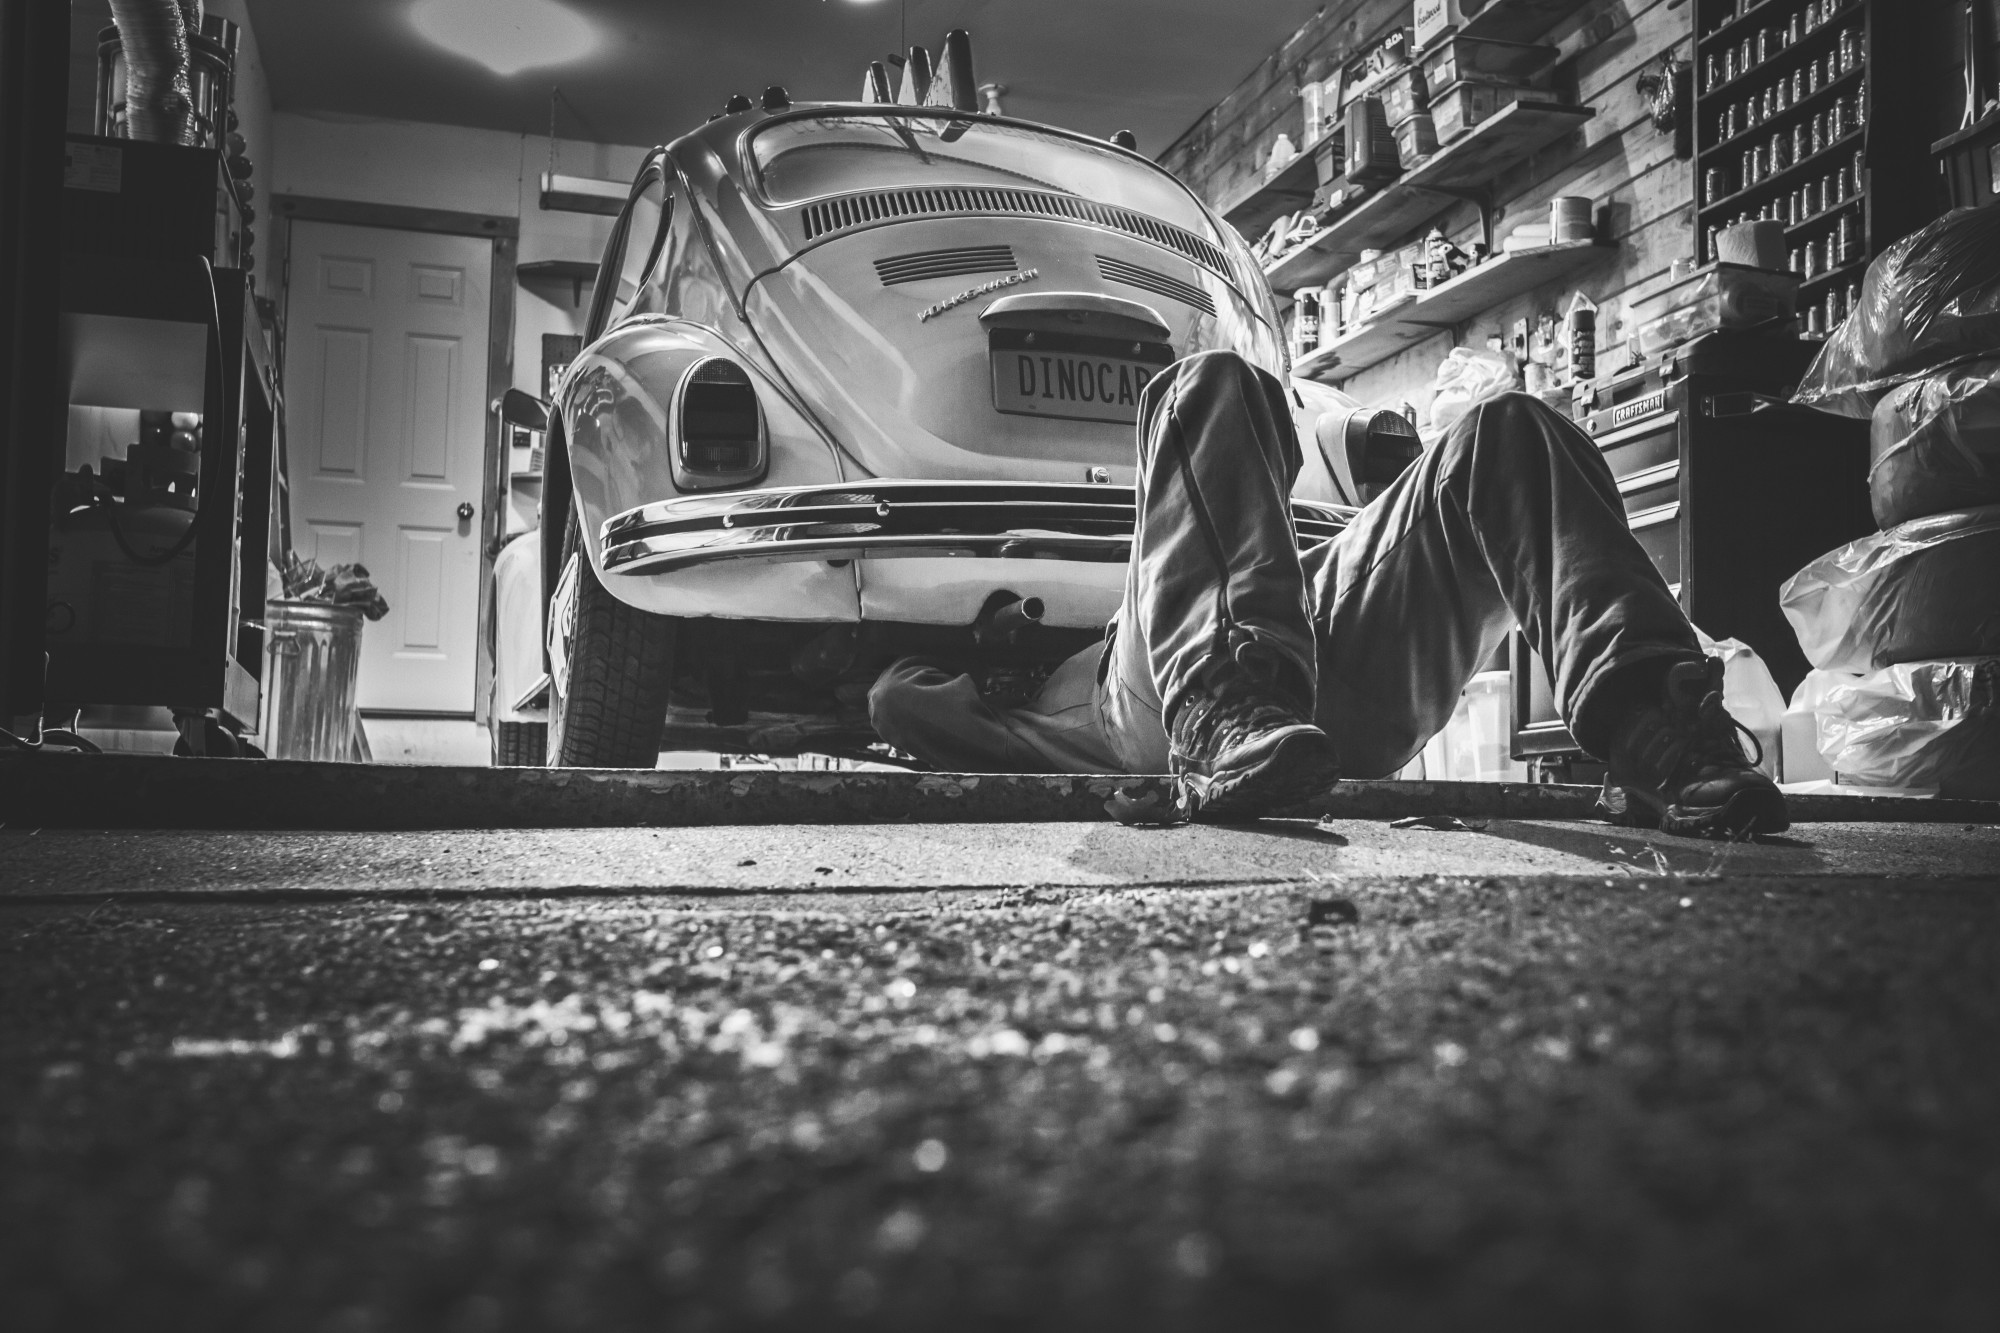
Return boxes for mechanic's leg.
[868,652,1122,774]
[1096,351,1336,813]
[1306,391,1700,777]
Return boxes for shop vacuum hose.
[107,0,200,144]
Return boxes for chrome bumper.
[600,481,1354,576]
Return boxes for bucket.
[1548,195,1593,243]
[262,599,365,762]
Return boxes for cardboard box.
[1412,0,1470,52]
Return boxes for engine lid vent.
[874,244,1017,286]
[801,186,1230,279]
[1095,255,1216,316]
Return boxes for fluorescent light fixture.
[410,0,597,77]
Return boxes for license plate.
[990,329,1173,426]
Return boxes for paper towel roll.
[1718,220,1788,271]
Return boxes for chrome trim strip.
[601,481,1353,576]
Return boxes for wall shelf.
[1295,241,1611,384]
[1218,141,1325,242]
[518,258,599,308]
[1452,0,1596,46]
[1264,102,1594,292]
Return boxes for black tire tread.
[547,516,675,768]
[491,720,548,767]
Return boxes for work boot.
[1168,643,1340,822]
[1605,657,1789,839]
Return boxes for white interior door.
[285,220,491,713]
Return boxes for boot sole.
[1627,782,1791,839]
[1178,727,1341,823]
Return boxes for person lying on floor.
[866,350,1787,841]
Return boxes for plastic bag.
[1780,503,2000,672]
[1868,356,2000,527]
[1428,346,1516,435]
[1790,658,2000,799]
[1696,628,1787,777]
[1792,207,2000,418]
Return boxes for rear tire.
[546,514,675,767]
[490,719,547,767]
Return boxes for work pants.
[870,350,1700,777]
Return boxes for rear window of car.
[749,110,1216,241]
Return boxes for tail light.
[672,357,767,490]
[1336,408,1423,503]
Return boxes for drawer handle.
[1617,460,1680,494]
[1628,500,1680,530]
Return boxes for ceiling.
[240,0,1324,158]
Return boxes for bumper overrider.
[599,481,1355,576]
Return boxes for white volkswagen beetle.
[512,34,1415,768]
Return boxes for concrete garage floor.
[2,788,1998,1330]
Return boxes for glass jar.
[1789,245,1804,275]
[1838,212,1859,264]
[1854,89,1868,126]
[1809,113,1824,156]
[1787,11,1802,45]
[1806,56,1821,94]
[1804,177,1822,216]
[1739,37,1754,75]
[1839,27,1861,74]
[1764,85,1779,121]
[1756,28,1771,65]
[1795,121,1813,164]
[1773,132,1793,171]
[1807,303,1824,337]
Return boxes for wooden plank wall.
[1158,0,1698,420]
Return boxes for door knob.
[457,502,475,521]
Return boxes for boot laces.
[1671,675,1762,778]
[1173,647,1306,758]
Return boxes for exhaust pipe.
[974,594,1044,649]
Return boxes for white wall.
[270,110,651,394]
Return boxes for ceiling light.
[410,0,597,77]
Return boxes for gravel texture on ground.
[3,871,1998,1331]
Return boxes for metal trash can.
[262,599,365,762]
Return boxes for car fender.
[558,317,848,588]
